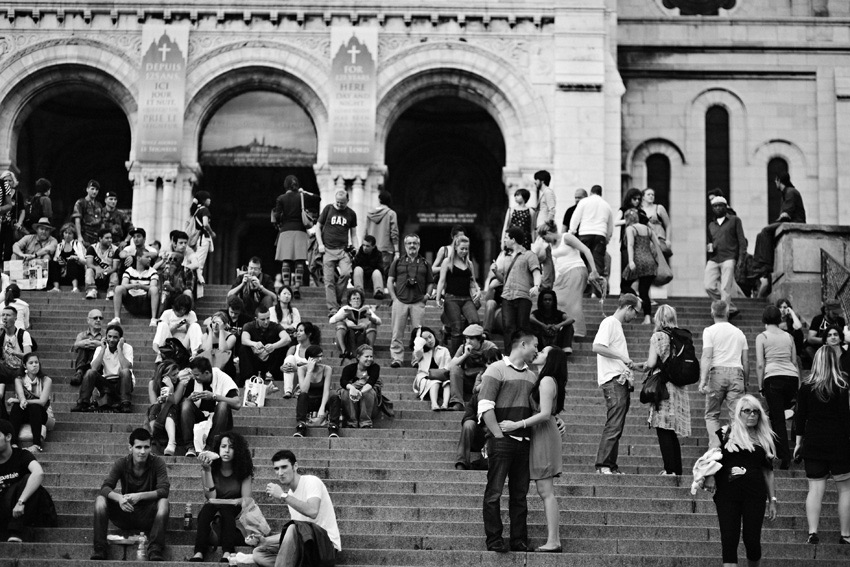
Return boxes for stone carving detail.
[0,32,141,67]
[188,33,330,62]
[661,0,736,15]
[378,34,536,69]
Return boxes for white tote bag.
[242,376,267,408]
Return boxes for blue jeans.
[501,297,532,351]
[595,379,631,470]
[322,248,351,312]
[482,436,530,549]
[704,367,745,448]
[443,294,480,354]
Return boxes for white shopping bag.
[242,375,266,408]
[193,415,213,453]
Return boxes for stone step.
[0,540,841,564]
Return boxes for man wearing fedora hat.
[12,218,57,261]
[71,180,103,245]
[447,324,500,411]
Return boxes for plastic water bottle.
[183,502,192,530]
[136,533,147,561]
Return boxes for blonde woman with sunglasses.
[703,395,777,567]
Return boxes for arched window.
[646,153,671,212]
[767,157,788,223]
[705,105,730,222]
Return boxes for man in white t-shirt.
[72,323,134,413]
[698,300,749,448]
[592,293,640,474]
[180,357,241,457]
[254,449,341,567]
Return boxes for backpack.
[23,195,44,225]
[17,327,37,352]
[660,328,698,387]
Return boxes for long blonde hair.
[806,345,848,403]
[724,395,776,458]
[447,234,472,270]
[653,304,678,332]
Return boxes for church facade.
[0,0,845,293]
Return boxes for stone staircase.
[2,285,848,566]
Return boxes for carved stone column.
[128,162,179,241]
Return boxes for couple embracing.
[478,329,567,553]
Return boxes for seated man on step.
[71,323,134,414]
[90,428,170,561]
[253,449,341,567]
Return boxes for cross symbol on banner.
[347,44,361,64]
[158,43,171,62]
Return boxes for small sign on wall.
[136,22,190,162]
[416,213,478,225]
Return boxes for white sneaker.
[164,442,176,456]
[149,318,158,327]
[106,290,114,300]
[109,317,121,325]
[596,467,613,474]
[85,289,97,300]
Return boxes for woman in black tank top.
[435,235,481,354]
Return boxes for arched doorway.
[16,90,132,223]
[384,96,506,277]
[198,90,319,283]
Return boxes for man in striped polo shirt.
[478,329,538,553]
[110,250,160,327]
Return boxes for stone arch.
[376,42,551,171]
[752,139,809,181]
[627,138,686,205]
[183,43,330,166]
[750,138,811,222]
[0,42,138,166]
[686,86,748,169]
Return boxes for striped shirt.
[123,267,158,297]
[478,358,536,439]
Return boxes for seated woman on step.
[410,326,452,411]
[329,287,380,360]
[189,431,253,563]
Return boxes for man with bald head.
[316,190,359,315]
[562,188,588,233]
[70,309,104,386]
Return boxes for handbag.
[242,375,267,408]
[236,498,272,539]
[300,192,315,229]
[653,249,673,286]
[639,370,669,408]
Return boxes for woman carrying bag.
[638,305,691,476]
[188,431,254,563]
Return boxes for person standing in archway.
[71,180,103,245]
[0,171,20,271]
[274,176,310,300]
[534,170,556,232]
[365,190,399,297]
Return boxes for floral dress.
[509,208,532,248]
[648,331,691,437]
